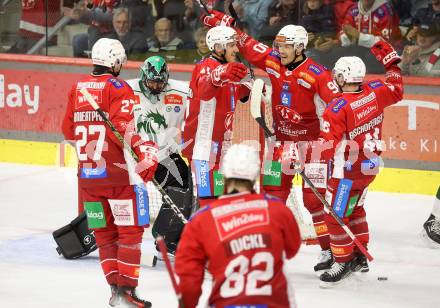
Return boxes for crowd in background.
[3,0,440,76]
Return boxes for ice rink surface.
[0,163,439,308]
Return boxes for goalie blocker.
[52,211,97,259]
[152,153,196,255]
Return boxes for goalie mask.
[140,56,169,95]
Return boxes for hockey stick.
[225,0,256,80]
[196,0,210,14]
[250,79,275,139]
[79,88,188,225]
[157,236,185,308]
[298,171,374,262]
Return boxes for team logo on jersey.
[174,106,181,112]
[165,93,183,105]
[136,110,167,137]
[275,105,302,123]
[282,82,290,91]
[212,200,270,240]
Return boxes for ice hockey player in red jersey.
[182,25,250,206]
[61,38,158,307]
[175,143,301,308]
[317,39,403,287]
[203,11,340,273]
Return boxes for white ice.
[0,163,439,308]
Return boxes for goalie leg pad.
[52,211,97,259]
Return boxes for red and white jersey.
[319,64,403,186]
[182,56,249,164]
[19,0,61,39]
[341,0,402,47]
[237,33,340,142]
[175,192,301,308]
[62,74,137,187]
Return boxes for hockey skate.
[422,214,440,247]
[314,249,334,275]
[119,287,152,308]
[319,261,352,288]
[109,284,121,307]
[351,254,369,273]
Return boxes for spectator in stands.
[406,0,440,43]
[146,17,184,52]
[332,0,355,32]
[120,0,156,36]
[334,0,403,73]
[104,7,148,55]
[231,0,272,39]
[301,0,337,52]
[401,21,440,76]
[260,0,301,40]
[66,1,115,57]
[8,0,62,54]
[340,0,402,49]
[190,27,210,62]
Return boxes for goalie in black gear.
[152,153,195,255]
[423,185,440,246]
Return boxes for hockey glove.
[370,40,401,69]
[211,62,248,87]
[133,139,158,182]
[201,10,235,28]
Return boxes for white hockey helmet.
[206,25,237,52]
[333,56,366,84]
[221,144,260,181]
[275,25,308,48]
[91,38,127,68]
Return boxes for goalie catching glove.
[370,40,401,69]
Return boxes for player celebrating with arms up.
[62,38,158,307]
[175,144,301,307]
[182,25,250,206]
[318,40,403,287]
[202,11,340,273]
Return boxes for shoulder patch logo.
[332,98,347,113]
[108,78,124,89]
[368,81,383,89]
[308,64,322,75]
